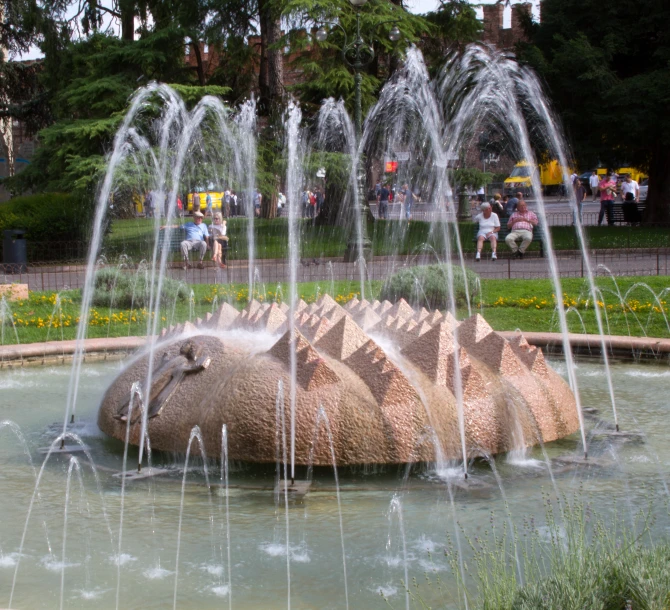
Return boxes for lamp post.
[316,0,401,262]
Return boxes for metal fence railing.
[2,249,668,292]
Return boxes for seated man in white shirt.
[474,202,500,261]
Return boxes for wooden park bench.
[474,221,545,257]
[157,226,187,254]
[611,201,646,225]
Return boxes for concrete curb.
[499,331,670,360]
[1,332,668,367]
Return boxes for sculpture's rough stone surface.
[98,297,580,466]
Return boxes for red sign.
[385,161,398,173]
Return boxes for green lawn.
[1,276,667,345]
[101,217,670,263]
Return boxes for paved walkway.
[3,250,668,291]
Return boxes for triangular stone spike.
[204,312,213,324]
[370,299,382,313]
[268,328,313,362]
[182,321,198,334]
[306,314,321,328]
[232,309,250,330]
[268,328,339,390]
[315,314,370,362]
[195,317,203,326]
[344,297,360,311]
[389,298,414,322]
[353,307,381,332]
[345,339,418,407]
[260,302,271,313]
[209,302,240,331]
[379,300,393,315]
[316,294,338,315]
[443,311,460,328]
[295,312,312,329]
[401,319,418,333]
[507,334,548,377]
[413,307,430,323]
[306,302,320,315]
[302,316,332,343]
[279,302,289,314]
[243,299,263,319]
[352,298,370,315]
[324,305,348,325]
[255,303,288,334]
[172,323,184,336]
[414,321,433,338]
[460,324,526,377]
[160,327,168,337]
[295,299,308,314]
[401,322,455,386]
[426,310,444,326]
[457,313,494,348]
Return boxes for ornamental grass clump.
[91,267,188,309]
[379,264,479,309]
[465,497,670,610]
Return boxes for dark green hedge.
[0,193,92,242]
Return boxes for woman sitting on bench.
[210,213,229,268]
[475,202,500,261]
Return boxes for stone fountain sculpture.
[98,296,579,465]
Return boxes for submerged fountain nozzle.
[137,462,142,473]
[70,414,75,424]
[463,471,468,480]
[615,423,620,432]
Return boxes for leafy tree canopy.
[518,0,670,222]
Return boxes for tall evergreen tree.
[519,0,670,223]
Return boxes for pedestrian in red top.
[598,172,617,226]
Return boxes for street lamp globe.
[315,26,328,42]
[389,26,401,42]
[348,0,368,6]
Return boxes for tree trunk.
[191,41,206,86]
[258,0,283,113]
[262,176,279,219]
[0,115,14,178]
[644,138,670,224]
[119,0,135,42]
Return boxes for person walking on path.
[475,202,500,261]
[589,171,600,201]
[377,183,390,219]
[573,179,587,225]
[179,211,209,269]
[205,191,213,217]
[505,192,520,217]
[505,200,538,258]
[598,173,617,226]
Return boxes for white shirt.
[570,173,578,183]
[589,174,600,188]
[475,212,500,236]
[210,223,227,238]
[621,180,639,198]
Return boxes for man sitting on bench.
[180,211,209,270]
[505,198,538,259]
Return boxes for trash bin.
[3,229,28,273]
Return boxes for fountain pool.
[1,358,668,609]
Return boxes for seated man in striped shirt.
[505,197,538,259]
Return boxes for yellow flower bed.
[484,293,668,314]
